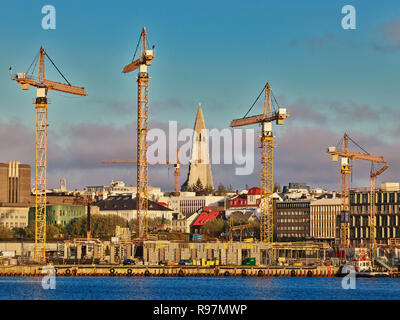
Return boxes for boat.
[338,251,390,277]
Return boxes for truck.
[242,257,256,266]
[0,251,16,258]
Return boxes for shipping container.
[242,257,256,266]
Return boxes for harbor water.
[1,276,400,300]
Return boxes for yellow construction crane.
[122,28,155,239]
[230,82,289,247]
[327,133,388,250]
[11,46,87,263]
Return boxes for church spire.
[182,104,214,191]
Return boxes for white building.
[158,194,227,216]
[310,198,341,240]
[85,180,163,200]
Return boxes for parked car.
[123,259,136,265]
[158,260,168,266]
[178,259,192,265]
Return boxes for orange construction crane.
[122,27,155,239]
[229,218,254,242]
[102,146,181,195]
[173,146,181,196]
[11,46,87,263]
[230,82,289,249]
[327,133,389,253]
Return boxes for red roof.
[247,187,262,195]
[193,211,220,226]
[156,202,169,208]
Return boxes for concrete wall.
[0,242,59,256]
[143,241,269,266]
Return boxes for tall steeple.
[182,104,214,191]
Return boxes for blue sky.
[0,0,400,191]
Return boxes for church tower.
[182,104,214,190]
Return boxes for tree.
[46,224,63,239]
[0,226,12,239]
[216,183,227,196]
[128,218,137,232]
[274,183,281,193]
[193,178,204,195]
[12,227,27,240]
[204,185,214,195]
[68,214,127,239]
[201,218,227,237]
[148,217,163,230]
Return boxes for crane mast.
[260,84,274,244]
[339,135,351,247]
[11,46,87,263]
[122,28,155,239]
[174,146,181,196]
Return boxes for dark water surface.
[0,276,399,300]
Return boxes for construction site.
[2,26,400,279]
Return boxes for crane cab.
[144,49,154,65]
[276,108,289,125]
[327,146,338,161]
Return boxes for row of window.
[351,205,399,214]
[47,210,83,217]
[0,222,26,228]
[277,203,310,209]
[1,213,26,219]
[277,233,304,238]
[351,192,399,204]
[278,211,307,216]
[341,215,400,227]
[350,226,400,239]
[278,226,307,231]
[310,205,341,214]
[277,218,308,223]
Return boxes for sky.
[0,0,400,192]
